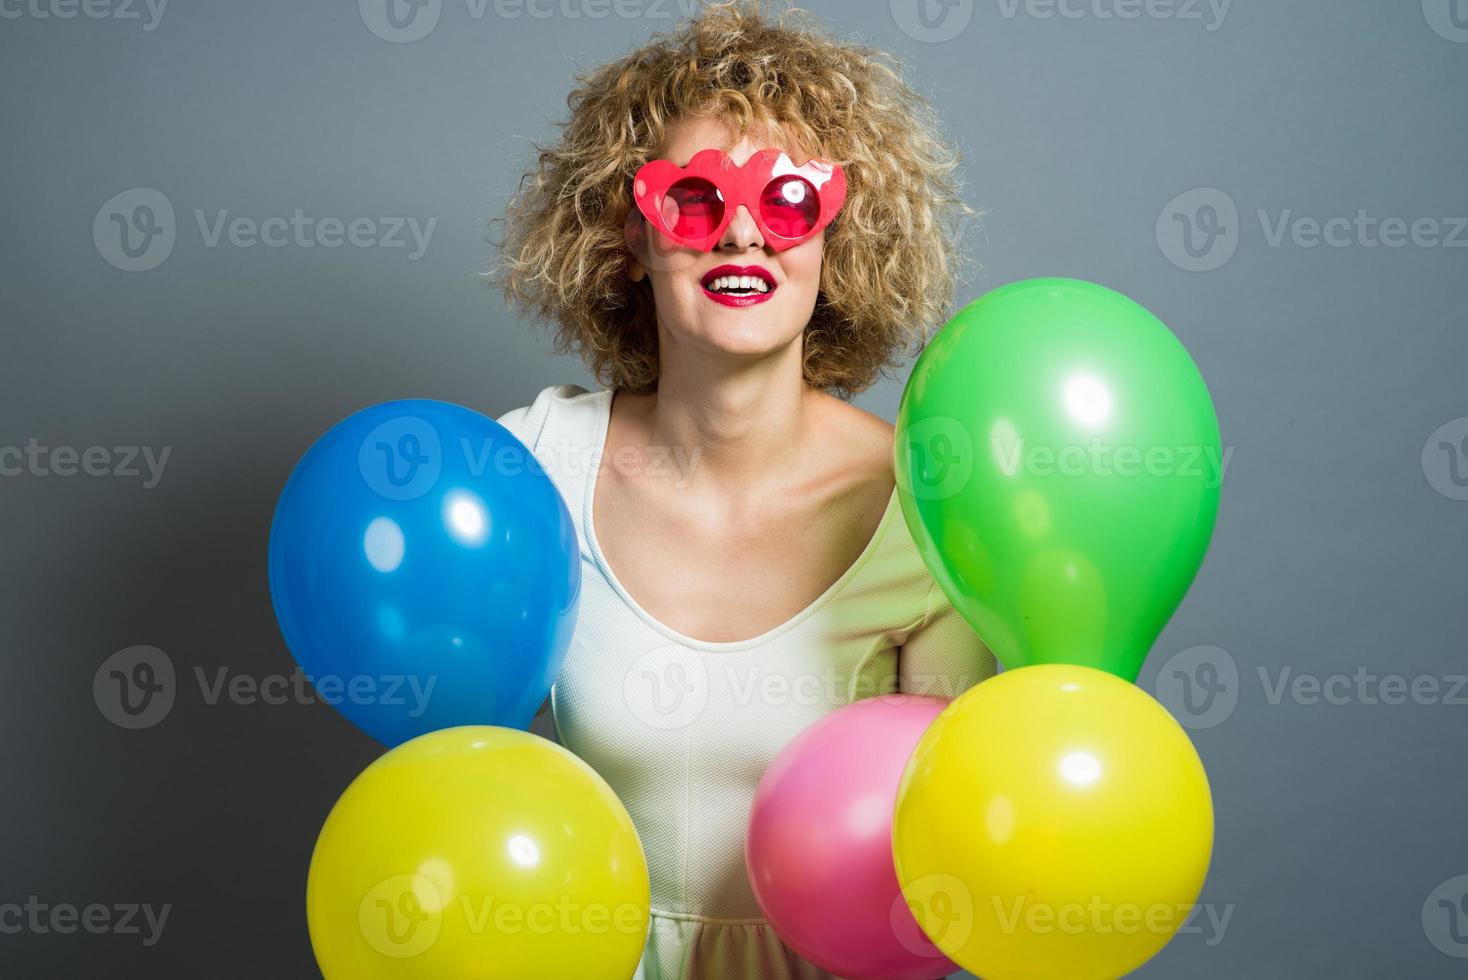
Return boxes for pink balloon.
[746,694,961,980]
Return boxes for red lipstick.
[700,264,777,308]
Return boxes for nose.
[716,204,765,252]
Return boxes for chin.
[695,316,802,357]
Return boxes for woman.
[488,2,995,976]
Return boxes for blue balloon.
[268,399,580,747]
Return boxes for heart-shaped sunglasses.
[632,147,847,253]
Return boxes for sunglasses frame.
[631,147,847,253]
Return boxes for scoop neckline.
[582,388,900,653]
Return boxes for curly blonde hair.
[487,0,976,398]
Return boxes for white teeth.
[707,274,771,294]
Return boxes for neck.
[639,328,818,494]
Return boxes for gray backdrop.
[2,0,1466,976]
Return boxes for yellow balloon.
[307,726,649,980]
[892,665,1213,980]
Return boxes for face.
[627,115,827,363]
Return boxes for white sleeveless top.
[497,384,995,980]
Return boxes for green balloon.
[895,278,1222,682]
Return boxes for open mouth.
[704,274,772,296]
[700,265,777,305]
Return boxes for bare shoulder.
[811,391,896,492]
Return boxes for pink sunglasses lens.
[760,175,821,240]
[661,177,725,242]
